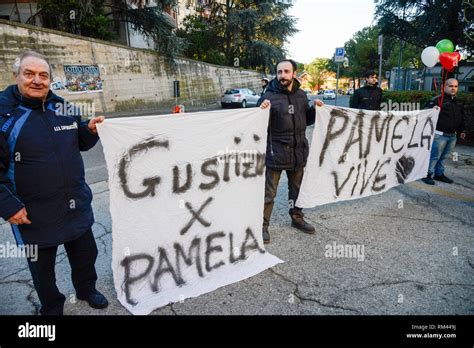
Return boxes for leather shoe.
[434,174,454,184]
[77,290,109,309]
[291,218,316,234]
[262,227,271,244]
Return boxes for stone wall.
[0,19,262,114]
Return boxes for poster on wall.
[51,65,103,93]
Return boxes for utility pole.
[335,62,340,106]
[378,34,383,87]
[396,6,406,90]
[396,40,404,90]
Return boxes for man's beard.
[278,78,292,87]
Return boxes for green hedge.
[381,91,474,134]
[381,91,436,107]
[381,91,474,109]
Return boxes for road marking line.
[409,181,474,203]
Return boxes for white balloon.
[421,46,440,68]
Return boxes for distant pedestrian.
[422,78,466,185]
[261,77,270,96]
[350,70,382,110]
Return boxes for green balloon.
[436,39,454,53]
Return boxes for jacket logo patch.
[54,122,78,132]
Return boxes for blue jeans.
[428,134,457,177]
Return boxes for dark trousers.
[26,228,98,315]
[263,167,305,228]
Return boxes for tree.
[375,0,473,57]
[176,14,225,65]
[327,25,421,88]
[32,0,185,57]
[305,58,332,91]
[178,0,298,72]
[35,0,116,40]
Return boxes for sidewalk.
[1,145,473,315]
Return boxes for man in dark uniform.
[0,51,107,315]
[422,78,466,185]
[350,70,383,110]
[258,59,324,244]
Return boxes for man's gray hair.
[13,51,53,77]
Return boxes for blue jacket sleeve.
[77,117,99,151]
[0,132,24,221]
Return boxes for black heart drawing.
[395,155,415,184]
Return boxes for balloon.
[421,46,440,68]
[436,39,454,53]
[439,52,460,71]
[453,51,461,62]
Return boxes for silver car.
[221,88,260,108]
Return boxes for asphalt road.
[1,98,473,316]
[309,94,350,108]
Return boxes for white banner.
[97,108,283,315]
[297,105,440,208]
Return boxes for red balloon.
[453,51,461,61]
[439,52,460,71]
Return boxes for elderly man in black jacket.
[258,59,324,244]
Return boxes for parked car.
[221,88,260,108]
[323,90,336,100]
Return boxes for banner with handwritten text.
[297,105,439,208]
[98,108,283,315]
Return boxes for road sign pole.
[334,47,344,106]
[335,62,340,106]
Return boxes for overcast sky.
[287,0,377,64]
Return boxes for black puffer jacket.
[425,95,465,134]
[257,78,315,170]
[350,85,382,110]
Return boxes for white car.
[323,90,336,100]
[221,88,260,108]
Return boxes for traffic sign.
[173,80,180,98]
[335,47,345,62]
